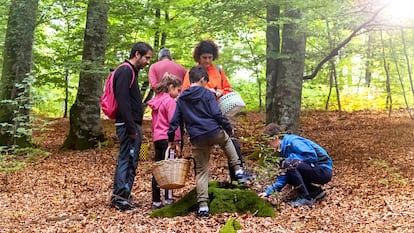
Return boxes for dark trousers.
[152,140,172,202]
[112,123,142,201]
[284,159,332,198]
[228,137,244,181]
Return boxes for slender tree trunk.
[364,32,374,87]
[380,30,392,116]
[389,35,413,119]
[154,8,161,50]
[161,11,169,47]
[324,18,342,116]
[326,60,341,115]
[265,3,280,124]
[0,0,39,147]
[272,6,306,133]
[244,34,262,111]
[325,64,333,110]
[62,0,108,150]
[333,62,342,115]
[400,28,414,100]
[64,67,69,118]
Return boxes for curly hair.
[154,73,183,94]
[192,40,219,63]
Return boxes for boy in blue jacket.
[258,123,333,207]
[168,66,253,218]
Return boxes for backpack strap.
[215,65,223,89]
[116,62,136,88]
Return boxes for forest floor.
[1,110,414,233]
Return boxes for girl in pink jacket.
[147,73,182,209]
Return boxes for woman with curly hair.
[182,40,233,98]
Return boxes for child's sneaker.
[234,169,254,184]
[197,210,209,219]
[152,202,163,210]
[288,197,315,207]
[163,199,174,206]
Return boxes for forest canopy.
[0,0,413,117]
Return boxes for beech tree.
[265,2,306,133]
[62,0,108,150]
[0,0,39,147]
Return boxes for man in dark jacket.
[168,66,253,218]
[111,42,153,211]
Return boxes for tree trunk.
[268,6,306,133]
[325,63,333,111]
[400,29,414,101]
[332,61,342,115]
[265,3,280,124]
[0,0,39,147]
[62,0,107,150]
[154,8,161,50]
[380,30,392,116]
[324,18,342,116]
[389,36,413,119]
[364,32,374,87]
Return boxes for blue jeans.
[112,123,142,201]
[284,159,332,198]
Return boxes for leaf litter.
[0,110,413,232]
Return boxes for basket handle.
[164,146,174,160]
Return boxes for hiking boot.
[197,210,209,219]
[288,197,315,207]
[235,169,254,184]
[111,200,135,211]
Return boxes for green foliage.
[0,146,50,172]
[250,138,282,188]
[220,217,242,233]
[0,74,36,145]
[1,0,414,118]
[150,181,276,218]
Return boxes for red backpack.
[101,62,135,119]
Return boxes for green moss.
[150,181,276,218]
[220,217,242,233]
[150,188,198,218]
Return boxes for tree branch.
[303,3,389,80]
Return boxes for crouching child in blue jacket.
[258,123,333,207]
[167,66,253,218]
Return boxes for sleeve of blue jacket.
[264,174,287,196]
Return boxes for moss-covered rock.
[220,217,242,233]
[150,181,276,218]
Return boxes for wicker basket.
[152,147,190,189]
[218,92,246,117]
